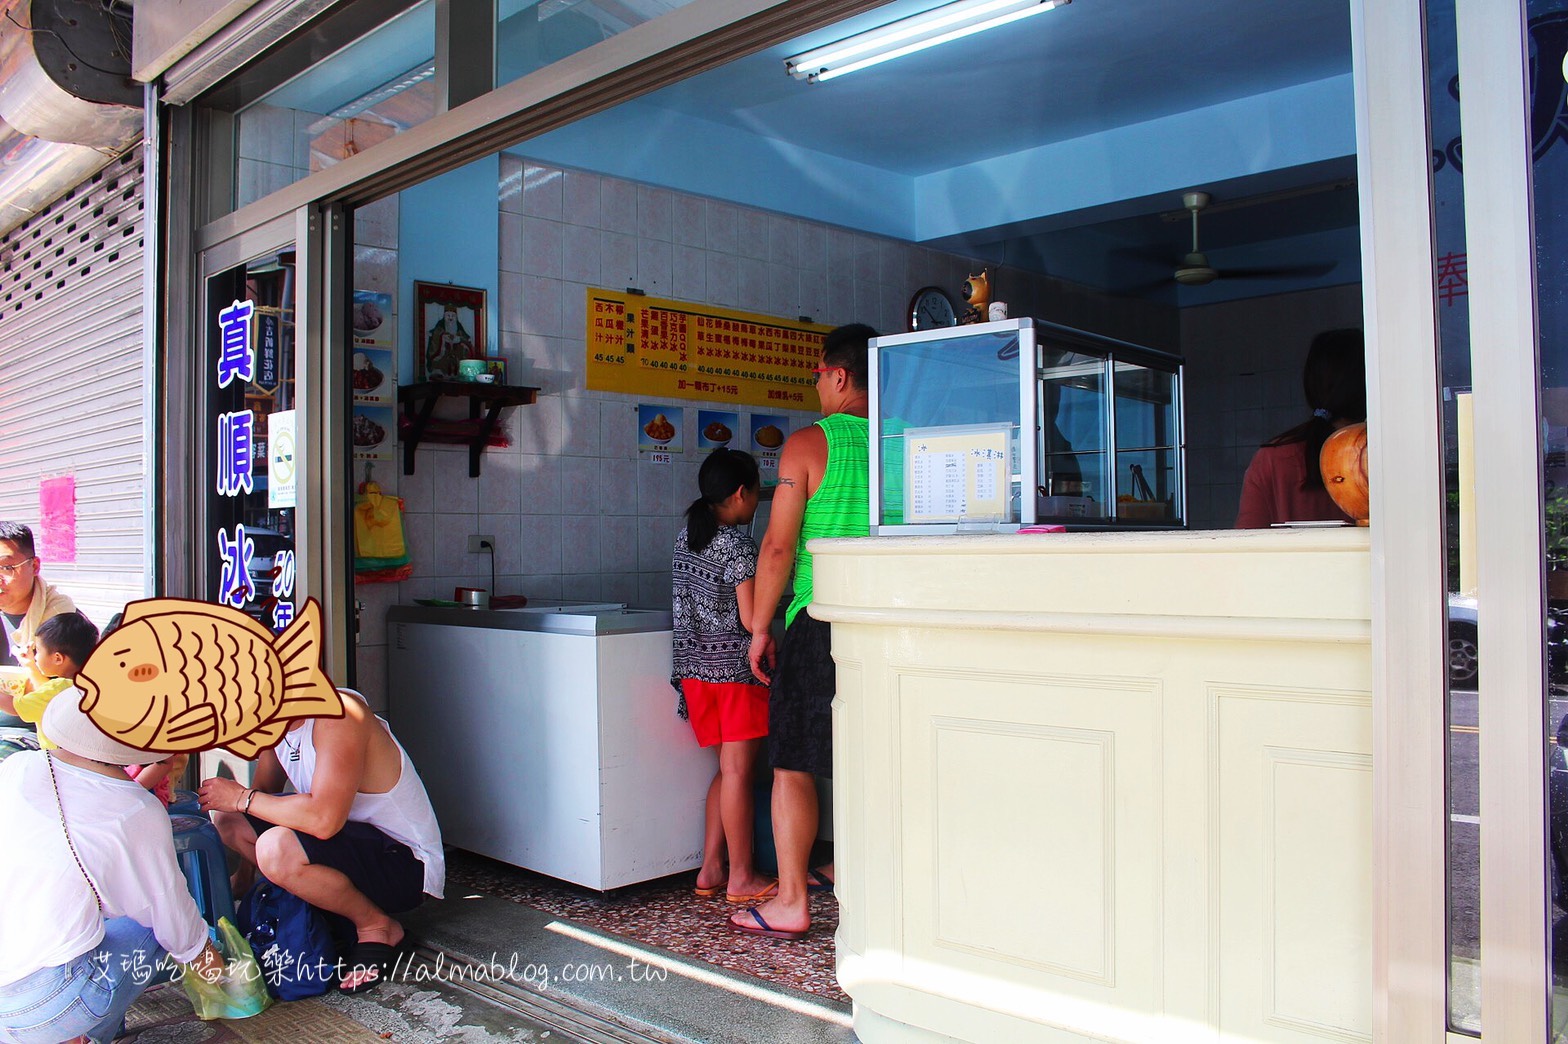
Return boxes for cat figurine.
[959,269,992,325]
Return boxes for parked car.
[1447,593,1568,688]
[1449,593,1479,687]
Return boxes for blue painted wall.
[398,156,501,379]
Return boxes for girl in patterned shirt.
[671,449,776,903]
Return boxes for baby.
[4,611,98,749]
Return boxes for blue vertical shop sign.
[256,310,280,393]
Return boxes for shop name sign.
[585,289,832,410]
[216,300,256,501]
[213,298,295,631]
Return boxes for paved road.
[1449,685,1479,960]
[1446,685,1568,962]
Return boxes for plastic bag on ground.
[180,916,274,1021]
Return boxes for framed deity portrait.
[413,282,486,381]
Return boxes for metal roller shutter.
[0,150,145,628]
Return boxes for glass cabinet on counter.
[868,318,1184,532]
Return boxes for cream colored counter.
[810,528,1372,1044]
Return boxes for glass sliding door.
[1357,0,1567,1033]
[202,251,300,628]
[1425,0,1483,1029]
[194,206,354,764]
[1452,0,1562,1039]
[1352,0,1455,1039]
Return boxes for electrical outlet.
[467,534,495,553]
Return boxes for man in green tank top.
[731,323,873,941]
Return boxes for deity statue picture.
[413,282,486,380]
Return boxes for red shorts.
[680,679,770,747]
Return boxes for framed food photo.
[351,405,394,462]
[414,282,485,381]
[351,290,393,347]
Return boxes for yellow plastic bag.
[181,917,273,1021]
[353,480,410,570]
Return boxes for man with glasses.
[0,522,76,671]
[732,323,874,941]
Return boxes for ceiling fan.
[1171,190,1336,286]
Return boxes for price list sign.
[904,424,1013,524]
[586,289,833,410]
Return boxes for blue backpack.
[236,878,338,999]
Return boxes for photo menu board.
[586,289,833,410]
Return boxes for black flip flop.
[729,907,808,941]
[338,935,414,994]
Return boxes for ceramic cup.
[456,359,487,380]
[988,301,1009,321]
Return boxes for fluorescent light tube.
[786,0,1069,82]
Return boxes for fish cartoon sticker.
[74,596,343,759]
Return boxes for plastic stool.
[170,814,234,926]
[167,790,200,815]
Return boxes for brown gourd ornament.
[1320,421,1370,525]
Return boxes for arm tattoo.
[776,477,797,487]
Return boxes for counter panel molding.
[811,529,1372,1044]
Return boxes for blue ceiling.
[263,0,1361,305]
[524,0,1360,305]
[653,0,1352,177]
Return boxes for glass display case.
[869,318,1184,533]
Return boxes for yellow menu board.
[586,289,833,410]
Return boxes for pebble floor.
[444,849,849,1005]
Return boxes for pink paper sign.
[38,476,76,563]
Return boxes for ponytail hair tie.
[1313,408,1332,420]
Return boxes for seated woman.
[0,691,223,1044]
[1236,328,1367,528]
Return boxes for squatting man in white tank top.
[198,688,445,994]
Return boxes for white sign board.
[268,410,298,509]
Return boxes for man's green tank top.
[786,413,869,627]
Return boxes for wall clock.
[908,286,958,332]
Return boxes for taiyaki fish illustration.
[74,597,343,759]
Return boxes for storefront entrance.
[147,0,1568,1036]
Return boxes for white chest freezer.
[387,602,715,890]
